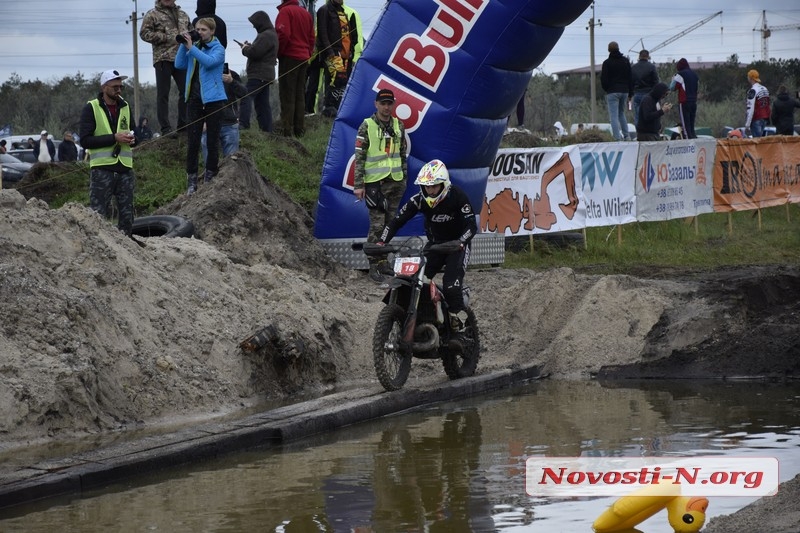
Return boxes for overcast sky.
[1,0,798,87]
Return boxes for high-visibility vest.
[87,99,132,168]
[363,117,403,184]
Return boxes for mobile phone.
[223,63,229,74]
[234,39,244,47]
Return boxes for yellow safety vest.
[87,99,133,168]
[363,117,403,184]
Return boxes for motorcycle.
[362,237,480,391]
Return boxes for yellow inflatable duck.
[593,483,708,533]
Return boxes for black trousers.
[154,61,187,134]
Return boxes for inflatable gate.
[313,0,593,267]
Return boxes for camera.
[176,30,201,44]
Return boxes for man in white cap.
[78,69,138,236]
[32,130,56,163]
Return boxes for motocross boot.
[377,259,394,277]
[186,173,198,195]
[368,263,385,284]
[450,310,469,332]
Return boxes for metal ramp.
[317,232,506,270]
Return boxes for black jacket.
[631,59,659,95]
[316,0,358,59]
[381,185,477,245]
[637,83,669,135]
[770,92,800,135]
[601,51,632,96]
[221,71,247,126]
[192,0,227,48]
[57,139,78,162]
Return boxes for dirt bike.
[362,237,480,392]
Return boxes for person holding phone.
[636,82,672,142]
[175,17,226,195]
[238,11,278,132]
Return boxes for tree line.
[1,56,797,140]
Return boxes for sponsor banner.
[526,456,779,497]
[635,139,715,221]
[481,147,586,235]
[713,136,800,212]
[579,142,639,227]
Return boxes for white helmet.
[414,159,451,208]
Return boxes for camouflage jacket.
[139,0,192,64]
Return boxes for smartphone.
[223,63,229,74]
[233,39,244,47]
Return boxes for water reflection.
[1,380,798,532]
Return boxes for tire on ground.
[131,215,194,238]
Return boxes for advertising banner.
[481,147,586,235]
[579,142,639,227]
[635,139,715,221]
[713,136,800,212]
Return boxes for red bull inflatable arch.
[313,0,593,239]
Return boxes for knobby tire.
[373,303,412,391]
[442,307,480,380]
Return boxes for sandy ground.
[1,152,798,529]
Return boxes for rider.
[377,159,477,330]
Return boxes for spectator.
[669,58,699,139]
[631,50,659,127]
[0,139,6,154]
[202,69,247,163]
[353,89,408,283]
[175,17,226,194]
[139,0,191,137]
[600,41,633,141]
[78,69,137,236]
[192,0,227,48]
[276,0,315,137]
[238,11,278,132]
[33,131,56,163]
[636,82,672,142]
[26,138,35,149]
[135,117,154,141]
[316,0,361,117]
[745,69,770,138]
[770,85,799,136]
[57,132,79,162]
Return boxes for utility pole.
[127,0,142,120]
[586,3,601,123]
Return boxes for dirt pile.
[1,152,799,448]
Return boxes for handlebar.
[359,238,463,257]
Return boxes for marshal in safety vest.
[362,117,404,184]
[87,99,133,168]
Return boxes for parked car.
[1,153,33,185]
[7,148,36,163]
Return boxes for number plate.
[395,256,421,275]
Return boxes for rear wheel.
[442,307,480,380]
[373,304,412,391]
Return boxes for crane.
[754,10,800,61]
[629,11,723,56]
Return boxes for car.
[1,153,33,185]
[7,148,36,163]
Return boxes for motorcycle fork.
[401,282,424,344]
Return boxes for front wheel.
[442,307,480,380]
[373,303,412,391]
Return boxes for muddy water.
[2,380,798,532]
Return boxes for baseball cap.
[100,69,128,86]
[747,69,760,83]
[375,89,395,103]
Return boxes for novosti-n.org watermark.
[526,457,779,497]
